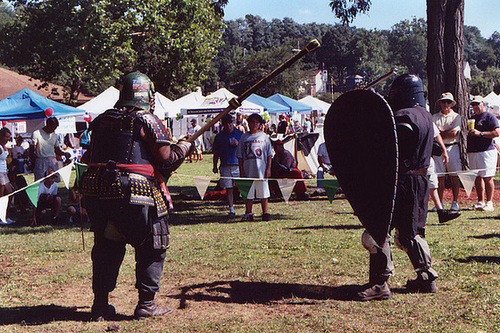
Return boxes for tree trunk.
[426,0,469,167]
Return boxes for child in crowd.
[236,113,273,221]
[31,169,61,226]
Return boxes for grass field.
[0,155,499,332]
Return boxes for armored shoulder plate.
[136,111,172,145]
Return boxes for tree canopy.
[0,0,224,101]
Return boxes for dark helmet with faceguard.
[115,72,155,111]
[388,73,425,111]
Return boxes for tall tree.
[0,0,224,100]
[330,0,469,163]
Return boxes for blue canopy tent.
[0,88,85,133]
[0,88,84,120]
[268,93,313,112]
[246,93,289,113]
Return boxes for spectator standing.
[212,114,243,216]
[432,92,462,211]
[317,141,333,191]
[0,128,15,224]
[277,114,289,135]
[31,117,69,180]
[467,95,500,211]
[236,113,273,221]
[187,118,202,162]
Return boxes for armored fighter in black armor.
[80,72,192,320]
[357,74,438,300]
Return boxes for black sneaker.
[91,304,116,321]
[134,302,173,319]
[437,209,461,223]
[262,213,272,221]
[355,282,391,301]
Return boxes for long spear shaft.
[364,68,398,90]
[186,39,321,143]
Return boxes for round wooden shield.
[324,89,397,246]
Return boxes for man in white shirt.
[432,92,462,211]
[31,117,69,180]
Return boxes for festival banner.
[277,179,297,204]
[322,179,340,203]
[0,196,8,223]
[74,162,88,181]
[58,163,73,189]
[457,171,477,198]
[192,176,211,200]
[25,182,40,207]
[234,180,253,200]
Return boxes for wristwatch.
[480,132,484,136]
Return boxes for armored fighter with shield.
[325,74,438,301]
[80,72,192,320]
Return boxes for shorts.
[468,149,498,178]
[433,144,461,176]
[246,179,270,200]
[34,157,60,181]
[427,158,438,189]
[193,144,202,154]
[220,165,239,188]
[0,172,9,186]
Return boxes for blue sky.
[224,0,499,38]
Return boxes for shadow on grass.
[285,224,363,230]
[169,280,403,306]
[470,233,500,239]
[0,304,132,325]
[0,222,89,235]
[454,256,500,264]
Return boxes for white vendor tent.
[483,91,500,116]
[299,96,331,115]
[77,86,174,121]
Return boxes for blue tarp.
[268,93,313,112]
[246,93,289,114]
[0,88,84,120]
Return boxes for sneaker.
[450,201,459,211]
[241,213,254,222]
[437,209,461,223]
[355,281,391,301]
[134,302,173,319]
[262,213,272,221]
[405,277,437,293]
[228,211,236,217]
[429,206,437,212]
[474,202,485,210]
[91,304,116,321]
[3,218,16,224]
[482,201,494,211]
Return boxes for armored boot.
[91,292,116,321]
[134,292,173,319]
[437,209,460,223]
[356,232,393,301]
[401,234,438,293]
[406,271,437,293]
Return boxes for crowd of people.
[0,70,499,320]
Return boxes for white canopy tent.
[483,91,500,117]
[299,96,331,115]
[77,86,173,122]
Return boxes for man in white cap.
[432,92,462,211]
[467,95,500,211]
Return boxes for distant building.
[301,69,329,96]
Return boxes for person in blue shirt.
[212,114,243,216]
